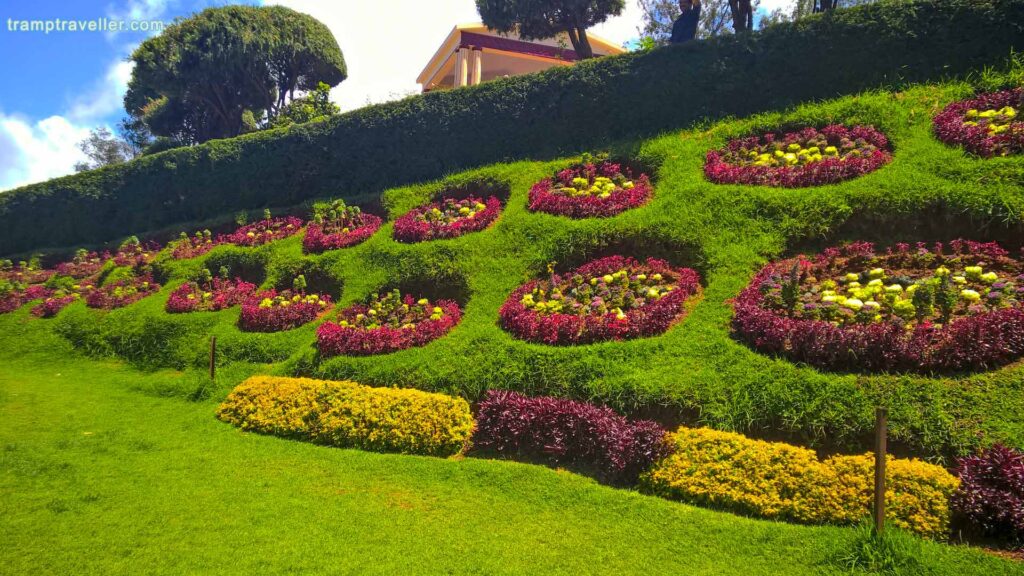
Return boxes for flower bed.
[528,159,653,218]
[238,288,330,332]
[704,125,892,187]
[171,230,219,260]
[499,256,701,345]
[952,444,1024,543]
[226,213,304,247]
[53,249,106,279]
[317,289,461,356]
[84,275,160,309]
[733,240,1024,373]
[166,274,256,313]
[0,259,54,285]
[933,88,1023,157]
[640,426,958,538]
[302,200,383,253]
[217,376,474,457]
[0,283,50,314]
[392,195,501,242]
[472,390,669,485]
[31,292,81,318]
[111,236,161,267]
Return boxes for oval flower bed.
[53,249,106,279]
[0,283,50,314]
[1,260,54,285]
[392,195,501,243]
[111,237,161,268]
[171,230,219,260]
[85,275,160,309]
[317,289,461,356]
[31,289,83,318]
[303,200,383,254]
[733,240,1024,373]
[226,213,304,247]
[499,256,702,345]
[166,275,256,313]
[705,125,892,187]
[238,289,330,332]
[528,159,652,218]
[933,88,1023,157]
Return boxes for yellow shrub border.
[217,376,474,457]
[640,427,959,538]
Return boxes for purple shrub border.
[952,444,1024,543]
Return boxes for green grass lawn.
[0,313,1020,575]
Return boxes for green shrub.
[2,0,1022,254]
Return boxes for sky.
[0,0,796,192]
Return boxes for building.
[416,23,626,92]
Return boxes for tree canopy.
[475,0,625,59]
[124,5,346,145]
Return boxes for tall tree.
[124,5,346,145]
[73,127,136,172]
[728,0,754,32]
[476,0,626,59]
[637,0,758,44]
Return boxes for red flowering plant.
[166,268,256,313]
[171,229,219,260]
[0,256,54,285]
[528,155,652,218]
[53,249,107,279]
[31,291,82,318]
[392,195,501,243]
[499,256,702,345]
[85,274,160,310]
[317,289,461,357]
[732,240,1024,373]
[705,125,892,187]
[0,280,50,314]
[952,444,1024,544]
[302,199,383,254]
[933,88,1024,157]
[238,275,330,332]
[225,210,304,247]
[472,390,670,485]
[111,236,161,268]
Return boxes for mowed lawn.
[0,313,1019,576]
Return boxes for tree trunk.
[728,0,754,33]
[575,27,595,59]
[815,0,839,11]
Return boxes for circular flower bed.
[528,159,652,218]
[171,230,219,260]
[303,200,383,253]
[166,274,256,313]
[392,195,501,243]
[0,283,50,314]
[85,275,160,310]
[54,249,106,279]
[238,289,330,332]
[499,256,702,345]
[317,289,461,356]
[933,88,1023,157]
[1,259,54,285]
[227,213,304,247]
[31,291,81,318]
[112,236,161,267]
[733,240,1024,373]
[705,125,892,187]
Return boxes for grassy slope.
[0,310,1020,575]
[40,76,1024,461]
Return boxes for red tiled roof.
[460,31,580,62]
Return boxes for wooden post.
[873,406,887,533]
[209,336,217,381]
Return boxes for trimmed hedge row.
[216,376,474,457]
[2,0,1023,255]
[641,427,959,538]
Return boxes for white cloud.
[267,0,644,111]
[0,59,134,192]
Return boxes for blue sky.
[0,0,792,192]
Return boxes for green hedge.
[1,0,1022,255]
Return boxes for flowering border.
[237,290,331,332]
[704,125,893,187]
[933,88,1024,158]
[302,213,383,254]
[528,161,653,218]
[499,256,701,345]
[317,297,461,356]
[392,196,502,243]
[732,241,1024,374]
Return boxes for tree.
[637,0,758,44]
[73,127,135,172]
[124,5,346,145]
[728,0,754,33]
[476,0,626,59]
[269,82,340,129]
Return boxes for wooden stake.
[873,406,888,533]
[209,336,217,381]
